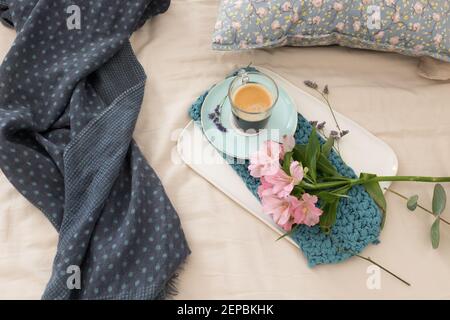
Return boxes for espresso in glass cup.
[228,71,279,133]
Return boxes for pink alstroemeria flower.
[280,135,296,158]
[265,161,304,198]
[248,140,281,177]
[257,176,274,198]
[261,194,300,231]
[293,193,323,227]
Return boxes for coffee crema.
[230,83,274,132]
[232,83,272,113]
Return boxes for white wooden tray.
[177,66,398,247]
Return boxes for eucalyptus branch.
[337,247,411,286]
[354,254,411,287]
[386,188,450,226]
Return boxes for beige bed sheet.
[1,0,450,299]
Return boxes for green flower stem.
[387,188,450,226]
[301,176,450,192]
[300,180,350,191]
[360,176,450,184]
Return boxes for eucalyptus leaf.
[360,173,387,228]
[406,195,419,211]
[431,218,440,249]
[432,184,446,216]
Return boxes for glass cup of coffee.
[228,70,279,133]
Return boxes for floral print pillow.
[212,0,450,62]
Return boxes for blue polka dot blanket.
[0,0,190,299]
[189,67,382,267]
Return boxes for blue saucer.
[201,77,298,159]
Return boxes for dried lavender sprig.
[216,123,227,133]
[208,95,228,133]
[330,130,340,139]
[304,80,318,90]
[304,80,344,135]
[340,130,349,137]
[309,121,326,130]
[317,121,326,130]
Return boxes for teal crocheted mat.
[188,69,382,267]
